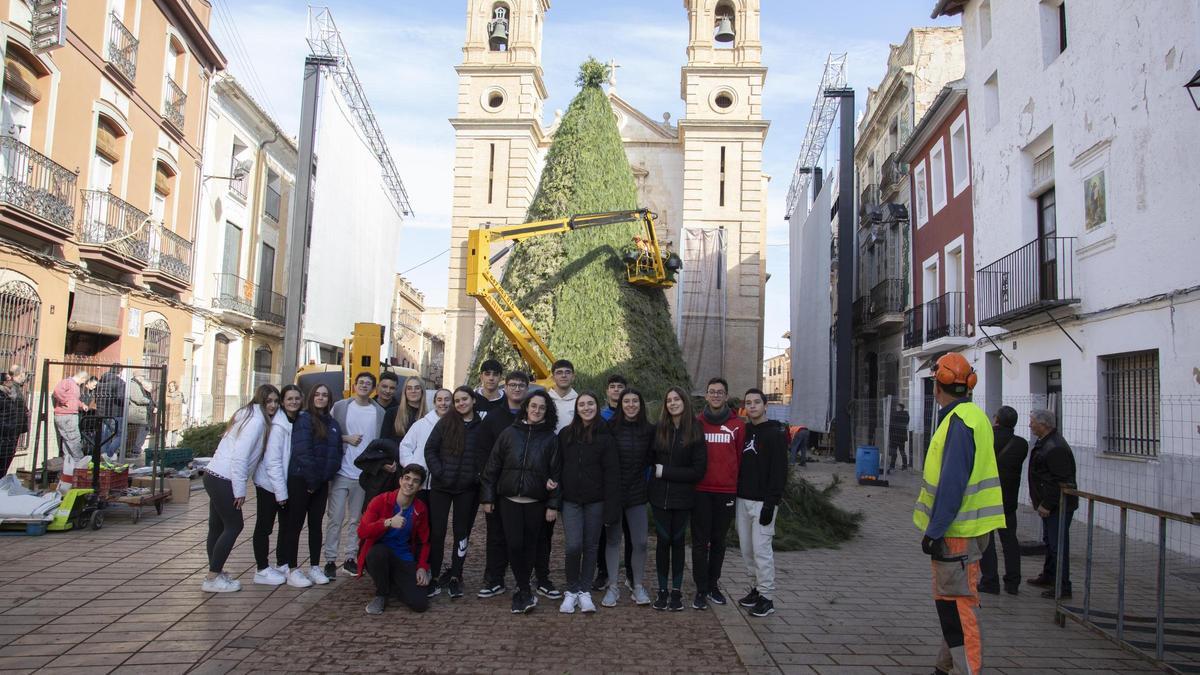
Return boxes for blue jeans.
[1041,508,1073,592]
[789,429,809,465]
[101,417,123,458]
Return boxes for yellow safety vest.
[913,401,1006,537]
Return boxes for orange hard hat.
[934,352,977,390]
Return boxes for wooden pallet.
[0,518,51,536]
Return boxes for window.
[978,0,992,46]
[264,168,281,221]
[913,160,928,227]
[253,346,273,388]
[1100,350,1159,457]
[983,71,999,130]
[1040,1,1067,65]
[950,113,970,196]
[229,139,248,198]
[930,140,947,214]
[718,146,726,207]
[92,115,124,191]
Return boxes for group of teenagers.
[201,358,788,619]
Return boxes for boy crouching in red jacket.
[357,463,432,614]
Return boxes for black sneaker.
[511,591,524,614]
[668,590,684,612]
[437,570,452,587]
[365,595,386,615]
[749,597,775,617]
[426,581,442,598]
[323,561,337,579]
[519,591,538,613]
[591,572,609,592]
[536,580,562,600]
[738,588,761,608]
[448,577,463,599]
[652,589,669,611]
[342,558,358,575]
[477,583,506,598]
[692,592,709,610]
[708,588,727,605]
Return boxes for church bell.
[714,16,735,43]
[488,18,509,50]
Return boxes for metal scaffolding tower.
[307,6,413,218]
[784,53,848,219]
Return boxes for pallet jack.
[47,417,115,532]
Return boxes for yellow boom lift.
[466,209,681,385]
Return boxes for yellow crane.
[466,209,680,384]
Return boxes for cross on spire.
[607,58,621,89]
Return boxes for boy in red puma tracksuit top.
[690,377,746,610]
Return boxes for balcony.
[254,287,285,325]
[880,152,905,195]
[858,183,879,222]
[229,172,249,200]
[144,225,192,292]
[852,296,874,337]
[263,185,280,222]
[106,12,138,83]
[77,189,150,273]
[163,75,186,131]
[0,136,78,242]
[976,237,1078,327]
[867,277,905,331]
[213,273,285,327]
[903,307,922,350]
[924,291,968,342]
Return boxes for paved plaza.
[0,462,1182,674]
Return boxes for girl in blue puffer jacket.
[278,383,343,587]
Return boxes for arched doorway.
[211,334,230,421]
[142,318,170,368]
[0,279,40,449]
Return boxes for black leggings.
[498,499,545,594]
[365,545,429,612]
[253,485,284,570]
[428,488,480,581]
[653,506,689,591]
[0,437,19,478]
[204,473,244,574]
[278,477,329,569]
[691,491,736,594]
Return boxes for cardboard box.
[167,477,192,504]
[131,476,156,489]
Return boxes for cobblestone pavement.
[0,463,1190,674]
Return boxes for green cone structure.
[471,58,691,401]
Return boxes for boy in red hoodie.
[691,377,745,610]
[357,464,432,614]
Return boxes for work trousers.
[652,506,689,590]
[498,499,545,594]
[322,474,365,564]
[428,488,480,581]
[980,507,1021,591]
[735,498,776,599]
[932,534,988,675]
[888,440,909,470]
[253,485,285,571]
[483,508,509,587]
[278,477,329,569]
[1042,508,1073,593]
[561,501,603,594]
[365,545,429,613]
[605,503,648,590]
[54,414,83,462]
[203,473,244,574]
[691,491,736,594]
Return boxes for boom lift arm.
[466,209,679,384]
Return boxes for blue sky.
[210,0,955,359]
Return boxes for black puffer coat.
[354,438,400,509]
[481,419,561,508]
[557,424,620,524]
[425,415,487,494]
[608,417,655,507]
[647,423,707,511]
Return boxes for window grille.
[1101,350,1160,457]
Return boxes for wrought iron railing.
[976,236,1077,325]
[263,185,280,221]
[77,189,150,263]
[254,286,285,324]
[163,75,186,130]
[229,172,249,199]
[212,273,255,316]
[868,278,905,319]
[859,183,879,221]
[107,12,138,82]
[851,296,868,331]
[0,136,77,230]
[924,291,967,341]
[147,225,192,282]
[903,307,922,349]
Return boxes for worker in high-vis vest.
[914,352,1006,675]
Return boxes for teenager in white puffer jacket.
[398,389,452,499]
[251,384,303,586]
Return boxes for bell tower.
[678,0,769,395]
[445,0,550,387]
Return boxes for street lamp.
[1186,69,1200,110]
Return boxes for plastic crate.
[71,468,129,497]
[145,447,195,470]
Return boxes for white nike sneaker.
[286,568,313,588]
[307,565,330,585]
[201,573,240,593]
[253,567,286,586]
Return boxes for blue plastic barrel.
[855,445,881,480]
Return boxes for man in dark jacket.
[476,370,528,598]
[979,406,1029,595]
[1026,408,1078,598]
[96,366,126,458]
[736,389,788,617]
[888,403,911,470]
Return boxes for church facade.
[443,0,769,396]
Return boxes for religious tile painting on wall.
[1084,169,1107,230]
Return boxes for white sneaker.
[274,564,289,576]
[632,585,652,605]
[201,574,240,593]
[286,568,313,588]
[307,565,330,585]
[601,584,620,607]
[253,567,286,586]
[577,591,596,613]
[559,591,578,614]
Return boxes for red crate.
[71,468,129,496]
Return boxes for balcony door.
[255,243,274,315]
[1,90,32,144]
[1037,188,1058,302]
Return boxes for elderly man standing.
[913,353,1006,675]
[1026,408,1078,599]
[53,370,91,489]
